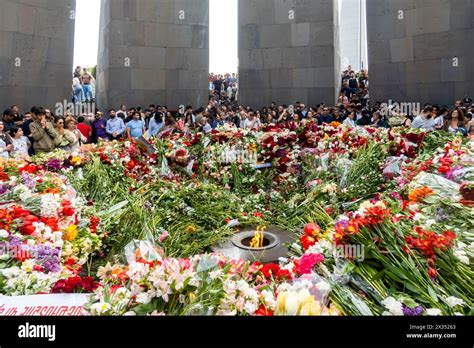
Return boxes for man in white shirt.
[434,107,448,130]
[411,107,436,131]
[242,112,261,130]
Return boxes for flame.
[250,226,266,248]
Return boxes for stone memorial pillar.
[238,0,341,108]
[97,0,209,111]
[0,0,76,111]
[366,0,474,106]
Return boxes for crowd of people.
[339,65,369,108]
[209,73,238,104]
[0,66,472,159]
[1,94,472,159]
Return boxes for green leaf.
[427,285,439,302]
[133,302,156,315]
[386,265,408,280]
[371,270,386,281]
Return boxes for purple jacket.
[93,119,108,139]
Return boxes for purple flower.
[46,158,62,171]
[402,304,423,316]
[0,185,9,195]
[21,172,36,190]
[32,244,61,273]
[8,236,23,247]
[62,159,73,169]
[335,219,349,229]
[436,207,448,222]
[446,165,463,181]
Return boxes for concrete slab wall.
[0,0,76,112]
[97,0,209,111]
[238,0,341,108]
[366,0,474,106]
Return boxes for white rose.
[0,230,9,239]
[426,308,442,316]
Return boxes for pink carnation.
[159,230,169,242]
[297,253,325,274]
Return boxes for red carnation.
[300,234,317,250]
[304,223,320,236]
[255,305,273,316]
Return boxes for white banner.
[0,294,89,316]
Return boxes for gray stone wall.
[238,0,341,108]
[0,0,76,112]
[97,0,209,111]
[366,0,474,106]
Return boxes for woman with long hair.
[444,109,467,136]
[0,120,13,158]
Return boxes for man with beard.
[29,106,57,153]
[92,112,108,143]
[106,109,125,141]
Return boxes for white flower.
[424,219,436,228]
[0,229,9,239]
[261,289,276,309]
[446,296,465,308]
[21,259,35,273]
[426,308,442,316]
[412,213,424,222]
[90,302,112,315]
[136,292,152,304]
[244,301,258,315]
[209,269,223,280]
[382,297,404,316]
[284,291,300,315]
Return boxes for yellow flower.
[63,224,78,241]
[275,291,288,315]
[300,296,322,316]
[185,225,197,233]
[71,156,81,166]
[452,137,462,150]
